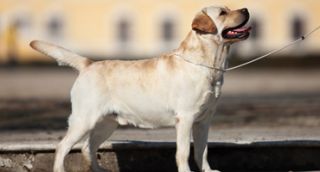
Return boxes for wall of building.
[0,0,319,63]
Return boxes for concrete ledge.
[1,140,320,172]
[2,140,320,152]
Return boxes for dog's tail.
[30,40,92,71]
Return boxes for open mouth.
[222,21,252,39]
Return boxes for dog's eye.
[220,10,227,16]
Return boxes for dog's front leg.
[176,115,194,172]
[193,120,220,172]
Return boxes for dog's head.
[192,6,251,43]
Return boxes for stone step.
[1,140,320,172]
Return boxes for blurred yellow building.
[0,0,320,64]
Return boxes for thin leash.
[175,25,320,72]
[175,54,226,72]
[227,25,320,71]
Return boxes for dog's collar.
[174,53,226,72]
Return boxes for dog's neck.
[176,31,230,71]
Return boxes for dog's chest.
[191,73,224,118]
[197,83,219,108]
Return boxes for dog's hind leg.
[53,114,91,172]
[82,116,118,172]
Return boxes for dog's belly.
[93,76,181,128]
[109,88,214,128]
[109,94,177,128]
[115,111,176,128]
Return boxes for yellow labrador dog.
[31,6,250,172]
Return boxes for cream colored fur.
[30,6,250,172]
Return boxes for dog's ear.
[192,11,217,34]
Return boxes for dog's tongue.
[233,26,252,32]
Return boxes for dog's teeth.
[228,31,236,35]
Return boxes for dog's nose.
[241,8,249,15]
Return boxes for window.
[292,17,304,40]
[250,19,260,40]
[162,19,175,42]
[47,16,64,38]
[118,18,130,45]
[13,16,31,36]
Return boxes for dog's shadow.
[98,140,320,172]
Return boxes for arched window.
[47,16,64,38]
[14,15,31,36]
[292,17,304,40]
[250,19,260,40]
[162,19,175,42]
[118,18,131,45]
